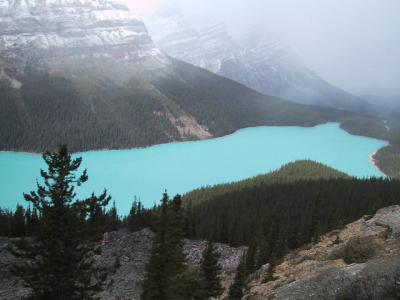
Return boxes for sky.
[125,0,400,98]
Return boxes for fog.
[128,0,400,99]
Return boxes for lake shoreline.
[0,122,381,155]
[0,124,325,155]
[369,150,387,177]
[0,123,390,179]
[0,123,388,214]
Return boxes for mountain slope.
[183,160,351,207]
[245,206,400,299]
[0,0,353,152]
[185,174,400,246]
[147,15,367,112]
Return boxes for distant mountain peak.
[145,15,367,112]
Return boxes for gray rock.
[0,238,31,300]
[0,229,245,300]
[274,257,400,300]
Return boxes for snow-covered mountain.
[146,15,367,112]
[0,0,166,74]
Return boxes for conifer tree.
[228,255,248,300]
[141,192,170,300]
[106,200,119,231]
[166,267,208,300]
[129,200,138,230]
[85,192,109,240]
[15,145,110,300]
[11,205,26,237]
[245,243,257,275]
[25,205,40,237]
[0,208,12,236]
[201,241,223,298]
[165,195,187,297]
[141,192,188,300]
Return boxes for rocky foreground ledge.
[0,228,245,300]
[245,205,400,300]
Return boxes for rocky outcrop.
[245,206,400,299]
[0,238,31,300]
[0,228,245,300]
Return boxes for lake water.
[0,123,386,215]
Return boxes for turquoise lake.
[0,123,386,215]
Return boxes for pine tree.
[14,145,110,300]
[11,205,26,237]
[25,205,40,236]
[256,241,270,268]
[228,255,248,300]
[85,192,109,240]
[141,192,170,300]
[165,195,188,298]
[106,200,119,231]
[141,192,188,300]
[201,241,223,298]
[0,208,12,236]
[166,267,208,300]
[128,199,141,232]
[245,243,257,275]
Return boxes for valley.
[0,123,385,214]
[0,0,399,299]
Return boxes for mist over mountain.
[145,11,367,112]
[136,0,400,106]
[0,0,355,152]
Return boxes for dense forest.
[0,58,388,153]
[185,178,400,267]
[183,160,350,207]
[374,115,400,178]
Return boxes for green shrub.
[329,238,377,264]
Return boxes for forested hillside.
[185,176,400,267]
[374,115,400,178]
[183,160,350,207]
[0,59,353,152]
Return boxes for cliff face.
[245,206,400,300]
[0,0,166,73]
[0,228,245,300]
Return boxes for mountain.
[0,0,352,152]
[245,206,400,299]
[146,14,367,112]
